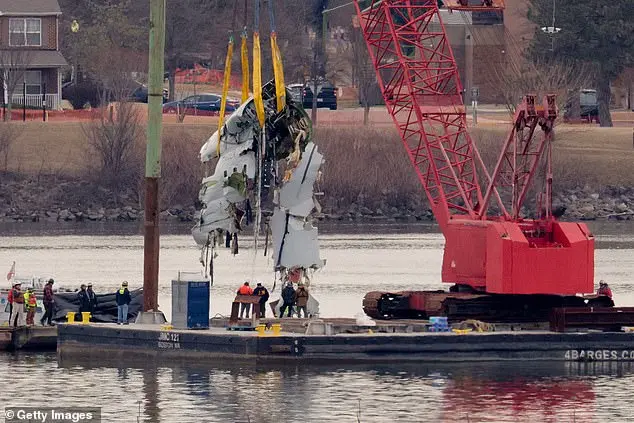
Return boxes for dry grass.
[4,121,212,176]
[315,126,424,211]
[3,120,634,212]
[316,124,634,211]
[160,130,203,208]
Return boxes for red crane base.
[363,290,614,322]
[441,219,594,295]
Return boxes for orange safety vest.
[238,285,252,295]
[28,294,36,308]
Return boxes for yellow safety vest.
[119,288,126,294]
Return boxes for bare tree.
[82,98,144,192]
[491,59,594,119]
[0,49,33,121]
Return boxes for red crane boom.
[353,0,595,319]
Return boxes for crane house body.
[0,0,66,110]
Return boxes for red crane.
[353,0,598,320]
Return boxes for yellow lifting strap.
[216,37,234,157]
[252,31,265,128]
[241,33,250,103]
[270,32,286,113]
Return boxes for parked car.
[162,93,240,115]
[293,80,338,110]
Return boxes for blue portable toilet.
[171,272,211,329]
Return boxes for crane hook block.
[443,0,505,11]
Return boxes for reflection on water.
[2,353,634,422]
[1,223,634,421]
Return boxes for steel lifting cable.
[241,0,250,103]
[253,0,265,260]
[216,2,240,158]
[253,0,265,128]
[268,0,286,112]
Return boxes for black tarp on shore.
[53,289,143,323]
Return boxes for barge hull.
[57,324,634,363]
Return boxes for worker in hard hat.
[24,288,37,326]
[10,282,25,327]
[116,281,132,325]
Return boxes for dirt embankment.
[1,122,634,224]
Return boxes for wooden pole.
[143,0,166,312]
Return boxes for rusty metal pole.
[143,0,166,313]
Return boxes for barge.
[57,318,634,363]
[0,326,57,351]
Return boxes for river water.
[1,221,634,422]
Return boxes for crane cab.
[442,0,505,11]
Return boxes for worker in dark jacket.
[116,281,132,325]
[252,282,270,318]
[86,283,98,316]
[77,284,91,315]
[279,282,296,318]
[40,279,55,326]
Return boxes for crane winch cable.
[241,0,250,103]
[268,0,286,112]
[252,0,265,261]
[252,0,266,128]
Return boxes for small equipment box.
[171,272,210,330]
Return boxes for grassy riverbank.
[2,121,634,220]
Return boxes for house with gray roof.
[0,0,67,110]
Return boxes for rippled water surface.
[1,221,634,422]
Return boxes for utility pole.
[140,0,166,323]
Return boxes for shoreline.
[1,173,633,225]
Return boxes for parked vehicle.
[289,80,338,110]
[129,83,169,103]
[162,93,240,115]
[287,83,304,103]
[564,89,600,124]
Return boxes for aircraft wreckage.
[192,80,325,309]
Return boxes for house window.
[23,71,41,95]
[9,18,41,47]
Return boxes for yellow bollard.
[271,323,281,336]
[66,312,76,323]
[256,324,267,337]
[81,312,91,324]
